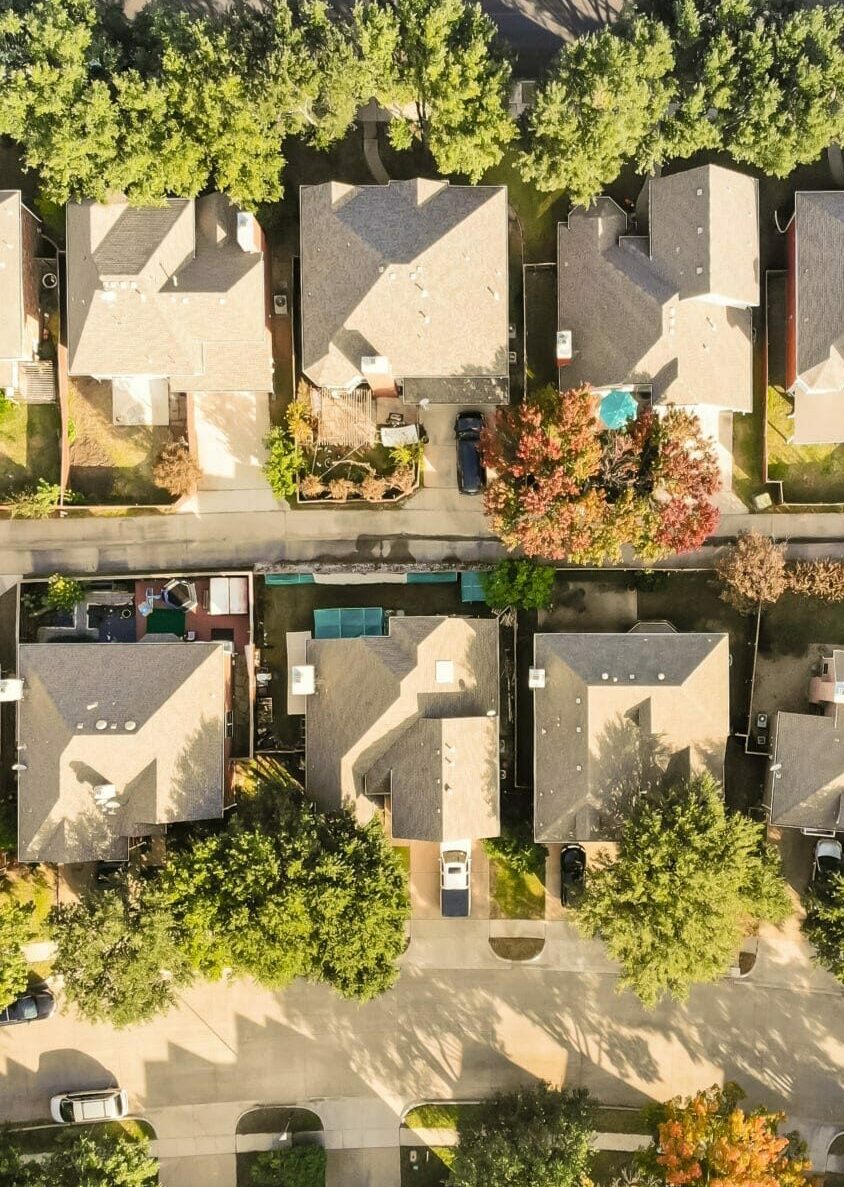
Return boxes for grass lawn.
[393,846,411,875]
[524,266,558,389]
[489,936,545,961]
[488,859,545,920]
[403,1104,481,1130]
[766,385,844,505]
[236,1106,322,1136]
[759,593,844,659]
[68,379,172,505]
[732,400,767,509]
[9,1119,155,1156]
[482,150,567,264]
[0,866,57,942]
[401,1146,455,1187]
[0,402,60,500]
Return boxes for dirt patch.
[68,378,173,504]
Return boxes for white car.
[50,1087,129,1125]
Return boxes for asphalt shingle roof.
[300,179,510,392]
[533,632,730,842]
[0,191,26,362]
[66,193,273,392]
[793,191,844,396]
[557,166,758,411]
[18,642,227,863]
[770,706,844,831]
[305,616,500,842]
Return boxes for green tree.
[803,873,844,982]
[44,574,84,613]
[520,18,675,203]
[482,560,555,611]
[0,0,120,204]
[0,899,33,1006]
[577,774,791,1006]
[263,427,306,500]
[664,0,844,176]
[483,819,546,879]
[49,879,193,1027]
[448,1083,594,1187]
[161,776,409,1000]
[715,533,787,615]
[386,0,516,180]
[0,1126,158,1187]
[9,481,67,519]
[250,1146,327,1187]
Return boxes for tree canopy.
[49,878,194,1028]
[0,898,32,1006]
[803,871,844,983]
[481,387,719,563]
[482,559,555,611]
[448,1083,594,1187]
[576,774,791,1006]
[161,773,409,1000]
[640,1083,812,1187]
[520,17,675,203]
[715,533,788,614]
[0,1125,158,1187]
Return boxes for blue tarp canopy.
[313,607,384,638]
[599,389,638,430]
[407,572,458,584]
[460,571,486,603]
[264,573,315,585]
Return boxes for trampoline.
[313,607,384,639]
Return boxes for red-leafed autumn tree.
[481,387,719,563]
[641,1084,812,1187]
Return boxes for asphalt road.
[1,925,842,1185]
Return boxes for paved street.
[4,505,844,577]
[1,923,842,1185]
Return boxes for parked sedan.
[50,1087,129,1125]
[0,990,55,1027]
[813,838,843,884]
[454,412,486,495]
[561,844,586,907]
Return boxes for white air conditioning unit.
[291,665,316,695]
[556,330,572,364]
[528,667,546,689]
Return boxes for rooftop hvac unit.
[556,330,572,364]
[528,667,546,689]
[0,678,23,702]
[291,665,316,695]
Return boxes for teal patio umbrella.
[599,389,638,430]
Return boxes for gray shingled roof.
[300,179,509,392]
[0,191,26,362]
[66,193,273,392]
[557,166,758,412]
[793,191,844,397]
[18,641,227,863]
[769,708,844,830]
[533,632,730,842]
[305,616,500,842]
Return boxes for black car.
[561,845,586,907]
[0,990,56,1027]
[455,412,486,495]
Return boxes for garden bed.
[489,936,545,961]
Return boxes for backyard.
[0,400,60,501]
[766,385,844,504]
[67,378,175,505]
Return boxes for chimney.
[361,355,397,397]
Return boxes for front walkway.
[181,390,278,514]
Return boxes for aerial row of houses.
[3,167,844,462]
[10,573,838,869]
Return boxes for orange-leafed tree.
[641,1084,812,1187]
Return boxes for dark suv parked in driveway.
[0,989,55,1026]
[454,412,486,495]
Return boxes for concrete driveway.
[182,390,278,514]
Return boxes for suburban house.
[299,179,510,407]
[302,615,500,844]
[66,193,273,429]
[557,164,759,475]
[0,190,54,402]
[766,648,844,834]
[532,630,730,843]
[15,572,255,864]
[785,192,844,444]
